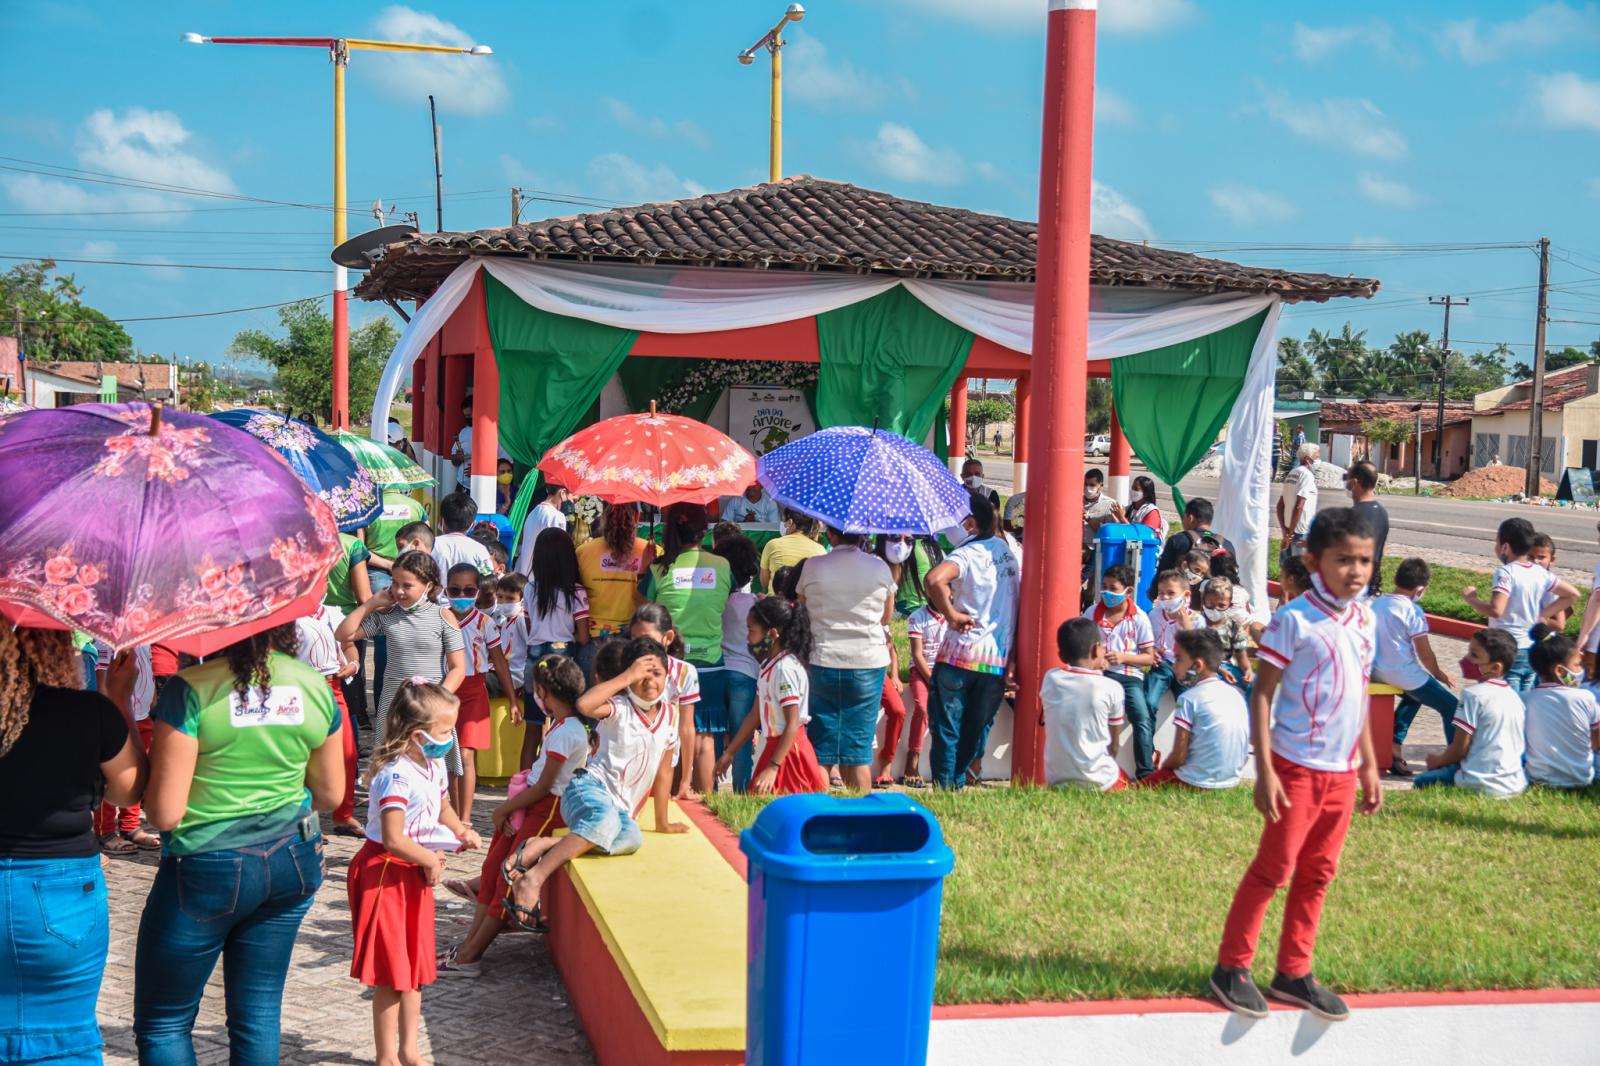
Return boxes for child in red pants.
[95,646,157,850]
[1211,508,1384,1023]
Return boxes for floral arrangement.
[654,360,817,416]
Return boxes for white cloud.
[1263,93,1407,159]
[1534,72,1600,132]
[896,0,1195,35]
[1588,176,1600,197]
[585,153,701,204]
[864,123,966,185]
[359,6,505,116]
[784,36,885,110]
[1091,181,1153,240]
[1357,172,1421,208]
[601,98,709,148]
[1096,89,1139,127]
[0,107,233,218]
[1209,184,1296,225]
[1292,20,1397,62]
[1438,2,1600,63]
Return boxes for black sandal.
[502,891,542,932]
[501,839,537,887]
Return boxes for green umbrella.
[331,428,435,490]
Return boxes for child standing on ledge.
[1210,507,1383,1024]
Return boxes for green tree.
[1086,378,1111,434]
[966,396,1014,445]
[1362,417,1413,448]
[0,258,133,364]
[228,301,398,425]
[1306,322,1370,395]
[1276,336,1318,393]
[1511,346,1589,380]
[1443,347,1508,400]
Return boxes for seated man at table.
[720,483,780,524]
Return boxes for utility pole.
[429,95,443,231]
[1412,405,1423,495]
[510,187,522,226]
[1428,294,1467,480]
[1526,236,1551,497]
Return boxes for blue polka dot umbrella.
[210,409,381,532]
[755,426,970,535]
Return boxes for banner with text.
[729,385,815,457]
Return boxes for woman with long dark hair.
[134,625,346,1063]
[712,529,763,791]
[1120,475,1165,534]
[574,502,649,676]
[0,626,145,1065]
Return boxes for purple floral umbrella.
[0,402,343,655]
[211,409,381,532]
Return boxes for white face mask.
[625,686,661,711]
[1158,595,1186,614]
[944,523,973,549]
[885,541,913,564]
[1203,606,1227,623]
[962,475,983,489]
[1085,486,1101,501]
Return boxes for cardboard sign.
[1557,467,1597,504]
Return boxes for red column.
[1014,375,1031,493]
[949,375,969,473]
[469,288,501,516]
[1108,403,1131,504]
[1012,0,1096,786]
[410,353,427,448]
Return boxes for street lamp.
[737,3,805,183]
[183,31,492,430]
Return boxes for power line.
[13,294,324,325]
[0,254,323,274]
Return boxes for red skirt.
[476,793,566,921]
[347,839,436,991]
[754,729,830,795]
[455,674,492,751]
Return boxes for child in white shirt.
[1522,625,1600,789]
[1463,518,1577,691]
[1041,617,1128,791]
[1371,558,1458,776]
[1084,563,1157,778]
[1139,629,1248,790]
[1145,570,1195,713]
[902,603,949,786]
[1416,628,1527,797]
[715,597,828,794]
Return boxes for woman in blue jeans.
[711,529,764,790]
[136,626,345,1065]
[0,627,146,1065]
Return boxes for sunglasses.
[446,585,479,597]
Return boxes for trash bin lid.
[739,793,955,883]
[1096,522,1161,544]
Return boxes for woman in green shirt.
[134,625,345,1063]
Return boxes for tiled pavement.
[95,782,594,1066]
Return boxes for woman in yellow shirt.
[759,508,826,591]
[574,503,650,674]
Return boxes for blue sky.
[2,0,1598,381]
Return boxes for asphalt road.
[974,454,1600,577]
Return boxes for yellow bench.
[544,801,746,1066]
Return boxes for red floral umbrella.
[538,404,755,507]
[0,402,342,655]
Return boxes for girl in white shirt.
[716,597,829,794]
[1524,626,1600,789]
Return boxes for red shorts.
[753,729,829,795]
[477,793,565,921]
[455,674,492,751]
[347,839,435,991]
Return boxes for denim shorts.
[0,856,108,1064]
[806,665,884,767]
[558,772,643,856]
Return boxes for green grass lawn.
[706,785,1600,1004]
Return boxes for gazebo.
[357,176,1378,610]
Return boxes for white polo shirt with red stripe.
[364,754,458,850]
[525,715,589,799]
[1083,602,1156,678]
[1041,665,1126,790]
[592,693,681,814]
[757,652,810,739]
[1172,676,1250,789]
[457,608,502,677]
[1451,679,1528,797]
[1256,575,1376,773]
[1489,559,1558,649]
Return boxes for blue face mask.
[1101,589,1128,608]
[449,597,477,614]
[416,729,454,759]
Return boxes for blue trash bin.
[740,793,956,1066]
[1095,522,1162,611]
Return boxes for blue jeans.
[0,856,108,1065]
[1414,762,1460,789]
[1507,648,1535,692]
[133,830,325,1066]
[928,664,1007,789]
[1144,660,1177,713]
[715,670,758,792]
[1394,676,1458,745]
[1109,670,1155,778]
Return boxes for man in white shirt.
[1042,618,1127,790]
[432,491,494,577]
[515,482,572,574]
[719,484,780,524]
[450,395,474,476]
[1277,442,1320,566]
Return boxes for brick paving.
[94,781,594,1066]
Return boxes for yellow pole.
[333,43,347,247]
[769,39,782,182]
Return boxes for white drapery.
[369,257,1282,610]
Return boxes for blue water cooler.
[1093,522,1163,610]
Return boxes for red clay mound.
[1443,465,1555,498]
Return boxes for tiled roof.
[1477,362,1593,414]
[32,361,176,393]
[355,177,1379,305]
[1322,400,1475,427]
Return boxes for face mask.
[1158,595,1186,614]
[1458,655,1483,682]
[1100,589,1127,608]
[1203,606,1227,623]
[625,686,661,711]
[449,596,477,614]
[1412,587,1428,602]
[496,472,514,486]
[1558,666,1586,687]
[748,633,777,662]
[415,729,454,759]
[1085,486,1101,501]
[885,541,913,564]
[963,475,983,489]
[945,524,973,549]
[1181,667,1201,684]
[1180,569,1200,587]
[501,601,523,619]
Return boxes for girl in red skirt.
[349,680,482,1066]
[444,563,518,824]
[716,597,828,794]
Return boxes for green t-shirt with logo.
[151,652,340,857]
[368,490,428,561]
[646,548,733,666]
[324,533,372,609]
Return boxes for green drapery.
[617,357,720,423]
[1110,309,1269,515]
[815,286,974,442]
[483,274,639,547]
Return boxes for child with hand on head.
[1146,569,1195,712]
[1041,617,1128,791]
[437,654,588,978]
[1085,564,1158,779]
[1200,577,1253,690]
[500,638,689,932]
[1372,558,1457,777]
[716,597,828,794]
[1522,625,1600,789]
[1139,629,1249,790]
[1463,518,1578,691]
[1416,628,1527,797]
[1211,507,1383,1025]
[444,563,517,824]
[348,681,481,1066]
[630,604,702,799]
[899,599,949,787]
